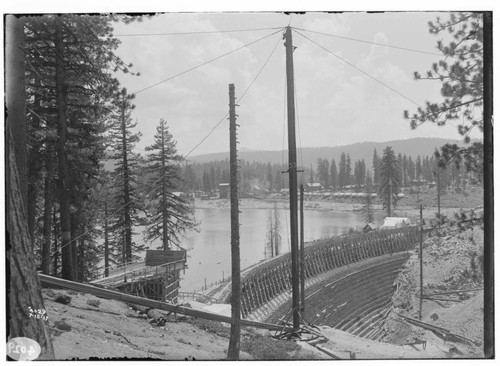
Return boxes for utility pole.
[419,204,423,320]
[227,84,241,360]
[284,26,301,331]
[300,184,305,312]
[436,167,441,232]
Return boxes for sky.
[109,11,483,158]
[1,1,490,159]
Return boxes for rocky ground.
[381,225,485,357]
[41,288,328,360]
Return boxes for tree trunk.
[120,96,132,263]
[41,145,54,274]
[70,213,79,280]
[55,17,73,280]
[104,201,110,277]
[52,210,59,276]
[161,126,169,251]
[6,15,54,356]
[7,131,55,360]
[6,15,28,217]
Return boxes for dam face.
[214,228,418,340]
[264,252,410,341]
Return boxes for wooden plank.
[39,274,294,333]
[315,345,345,359]
[145,250,186,267]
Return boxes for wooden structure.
[91,250,186,303]
[218,227,419,318]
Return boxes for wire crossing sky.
[112,12,482,156]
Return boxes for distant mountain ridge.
[187,137,466,167]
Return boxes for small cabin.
[219,183,229,199]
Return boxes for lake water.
[179,204,383,292]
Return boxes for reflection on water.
[179,204,381,292]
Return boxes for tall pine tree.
[378,146,402,217]
[143,119,196,250]
[108,88,144,264]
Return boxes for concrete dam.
[212,227,419,341]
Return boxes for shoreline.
[192,197,473,222]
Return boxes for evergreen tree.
[108,88,144,264]
[364,174,374,224]
[316,158,329,188]
[24,14,135,278]
[416,155,422,181]
[408,156,416,181]
[143,119,196,249]
[330,159,338,191]
[354,159,366,190]
[404,12,485,178]
[372,149,381,187]
[338,152,347,189]
[346,154,352,185]
[377,146,402,217]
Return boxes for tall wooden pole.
[284,26,301,331]
[419,204,423,320]
[436,167,441,231]
[227,84,241,359]
[482,11,493,359]
[300,184,305,312]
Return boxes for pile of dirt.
[380,225,484,357]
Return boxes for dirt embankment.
[40,289,326,360]
[381,225,484,357]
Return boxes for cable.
[185,30,283,158]
[293,29,422,108]
[115,27,283,37]
[133,29,284,95]
[294,27,443,56]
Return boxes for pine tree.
[108,88,143,264]
[24,14,135,277]
[6,15,55,359]
[346,154,352,186]
[372,149,381,187]
[143,119,196,250]
[364,173,374,224]
[330,159,338,191]
[404,12,485,177]
[339,152,347,189]
[378,146,402,217]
